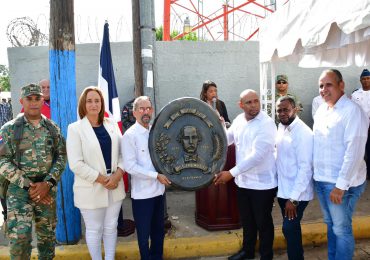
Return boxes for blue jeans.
[314,181,366,260]
[277,198,309,260]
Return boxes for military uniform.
[0,84,66,260]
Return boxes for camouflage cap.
[21,83,43,98]
[276,74,288,83]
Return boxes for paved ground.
[188,238,370,259]
[1,182,370,259]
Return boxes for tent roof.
[259,0,370,67]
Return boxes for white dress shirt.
[227,111,277,190]
[312,95,324,119]
[313,95,369,190]
[352,88,370,120]
[121,122,165,199]
[276,117,314,201]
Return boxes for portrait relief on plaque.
[149,97,227,190]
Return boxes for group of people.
[0,82,171,260]
[214,69,369,260]
[0,67,369,260]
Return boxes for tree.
[156,26,198,41]
[0,65,11,91]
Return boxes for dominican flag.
[99,22,128,192]
[98,22,122,132]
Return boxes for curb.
[0,216,369,259]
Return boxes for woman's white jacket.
[67,117,125,209]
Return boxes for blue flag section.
[50,50,81,244]
[99,22,122,129]
[100,23,118,114]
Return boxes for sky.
[0,0,285,66]
[0,0,163,65]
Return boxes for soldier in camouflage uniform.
[0,84,66,260]
[275,74,303,124]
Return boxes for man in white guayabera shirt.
[275,95,313,260]
[313,69,369,260]
[121,96,171,260]
[214,89,277,260]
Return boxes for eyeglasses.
[138,107,153,113]
[277,81,287,84]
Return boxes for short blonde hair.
[78,86,105,124]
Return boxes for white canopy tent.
[258,0,370,115]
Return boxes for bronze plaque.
[149,97,227,191]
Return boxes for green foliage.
[155,26,198,41]
[172,30,198,41]
[0,65,8,77]
[0,65,10,91]
[156,26,163,41]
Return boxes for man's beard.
[281,115,296,126]
[141,114,151,124]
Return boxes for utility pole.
[132,0,170,230]
[132,0,143,97]
[131,0,156,111]
[49,0,81,244]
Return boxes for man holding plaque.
[215,89,277,260]
[121,96,171,260]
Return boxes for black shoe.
[228,250,254,260]
[117,219,135,237]
[164,219,172,234]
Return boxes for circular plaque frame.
[149,97,227,191]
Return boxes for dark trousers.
[117,208,124,228]
[132,195,165,260]
[237,187,277,260]
[278,198,309,260]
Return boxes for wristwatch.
[289,199,299,207]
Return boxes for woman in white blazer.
[67,86,125,260]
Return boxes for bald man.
[215,89,277,260]
[39,79,50,118]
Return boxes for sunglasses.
[277,81,287,84]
